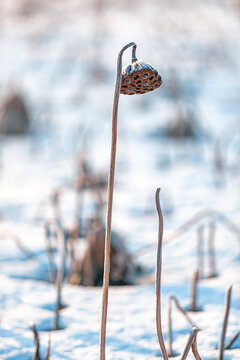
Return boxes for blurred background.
[0,0,239,279]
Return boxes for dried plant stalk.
[171,296,198,328]
[45,222,57,283]
[217,285,233,360]
[164,209,240,244]
[99,42,137,360]
[197,225,204,278]
[180,327,202,360]
[208,220,217,278]
[167,294,199,355]
[190,269,199,312]
[155,188,169,360]
[225,330,240,350]
[53,224,66,330]
[29,322,41,360]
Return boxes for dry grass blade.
[225,330,240,350]
[99,42,137,360]
[217,285,233,360]
[155,188,169,360]
[180,327,202,360]
[29,322,41,360]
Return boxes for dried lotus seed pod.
[121,60,162,95]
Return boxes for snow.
[0,0,239,359]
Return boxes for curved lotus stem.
[99,42,137,360]
[155,188,169,360]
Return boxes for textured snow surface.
[0,0,240,359]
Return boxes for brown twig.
[99,42,137,360]
[197,225,204,278]
[225,330,240,350]
[208,220,217,278]
[180,327,202,360]
[190,269,199,312]
[217,285,233,360]
[155,188,169,360]
[29,322,41,360]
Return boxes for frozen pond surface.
[0,0,240,359]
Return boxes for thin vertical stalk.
[29,323,41,360]
[155,188,169,360]
[99,42,137,360]
[190,269,199,312]
[197,225,204,278]
[217,285,233,360]
[208,220,217,277]
[53,225,66,330]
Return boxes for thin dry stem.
[99,42,137,360]
[164,209,240,244]
[218,285,233,360]
[170,296,198,328]
[197,225,204,278]
[225,330,240,350]
[155,188,169,360]
[45,223,57,283]
[180,327,202,360]
[208,220,217,277]
[30,322,41,360]
[53,224,66,330]
[190,269,199,312]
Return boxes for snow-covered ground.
[0,0,239,359]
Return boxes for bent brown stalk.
[99,42,137,360]
[168,294,199,356]
[155,188,169,360]
[180,327,202,360]
[217,285,233,360]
